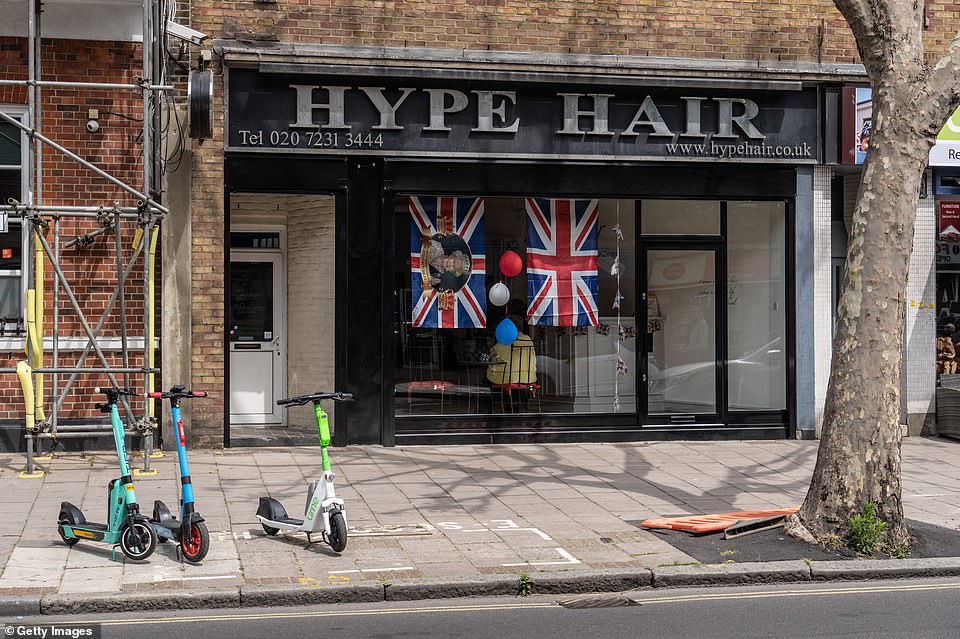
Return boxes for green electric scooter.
[57,387,158,560]
[257,392,353,551]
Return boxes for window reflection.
[727,201,787,410]
[395,197,637,415]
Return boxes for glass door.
[643,246,722,423]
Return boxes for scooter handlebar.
[145,389,208,399]
[277,392,354,406]
[94,387,138,396]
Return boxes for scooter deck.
[73,521,109,531]
[271,517,303,527]
[154,517,183,533]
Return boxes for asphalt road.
[6,578,960,639]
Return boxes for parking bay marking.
[435,520,581,566]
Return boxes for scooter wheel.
[261,523,279,536]
[58,514,79,547]
[180,520,210,563]
[328,510,347,553]
[120,520,157,560]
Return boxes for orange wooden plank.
[641,507,799,533]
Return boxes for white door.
[229,251,285,424]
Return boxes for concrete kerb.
[241,583,383,607]
[384,575,521,601]
[524,568,654,595]
[40,589,242,615]
[4,560,960,615]
[0,594,41,617]
[810,557,960,580]
[651,560,812,587]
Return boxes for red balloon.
[499,251,523,277]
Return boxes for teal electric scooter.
[57,387,158,560]
[148,385,210,563]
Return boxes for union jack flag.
[525,198,599,327]
[410,196,486,328]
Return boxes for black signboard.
[226,68,820,163]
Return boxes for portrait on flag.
[525,198,600,327]
[409,196,487,328]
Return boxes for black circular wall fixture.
[188,69,213,140]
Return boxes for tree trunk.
[797,90,931,545]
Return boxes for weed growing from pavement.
[821,533,845,550]
[881,540,910,559]
[848,502,887,555]
[518,573,533,597]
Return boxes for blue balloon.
[495,317,518,345]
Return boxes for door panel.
[229,350,275,415]
[229,251,284,424]
[644,247,719,419]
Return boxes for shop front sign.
[226,68,820,163]
[939,200,960,264]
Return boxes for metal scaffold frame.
[0,0,175,476]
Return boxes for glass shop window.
[726,201,787,410]
[394,195,637,416]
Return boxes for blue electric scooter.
[147,385,210,563]
[57,387,158,560]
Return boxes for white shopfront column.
[904,171,936,435]
[812,166,834,437]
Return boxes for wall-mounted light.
[86,108,100,133]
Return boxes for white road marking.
[153,574,237,582]
[503,547,581,567]
[460,527,553,541]
[328,567,415,574]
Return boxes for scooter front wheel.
[120,520,157,560]
[328,510,347,553]
[58,514,79,547]
[180,520,210,563]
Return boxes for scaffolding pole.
[2,0,171,477]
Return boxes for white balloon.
[488,282,510,306]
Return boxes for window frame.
[0,106,29,337]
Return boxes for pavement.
[2,437,960,615]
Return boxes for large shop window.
[726,201,787,410]
[395,196,637,416]
[0,120,23,328]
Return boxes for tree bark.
[798,98,928,543]
[798,0,960,544]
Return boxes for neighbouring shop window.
[937,197,960,381]
[0,120,23,329]
[727,201,787,410]
[394,196,637,416]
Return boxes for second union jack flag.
[410,196,486,328]
[525,198,599,327]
